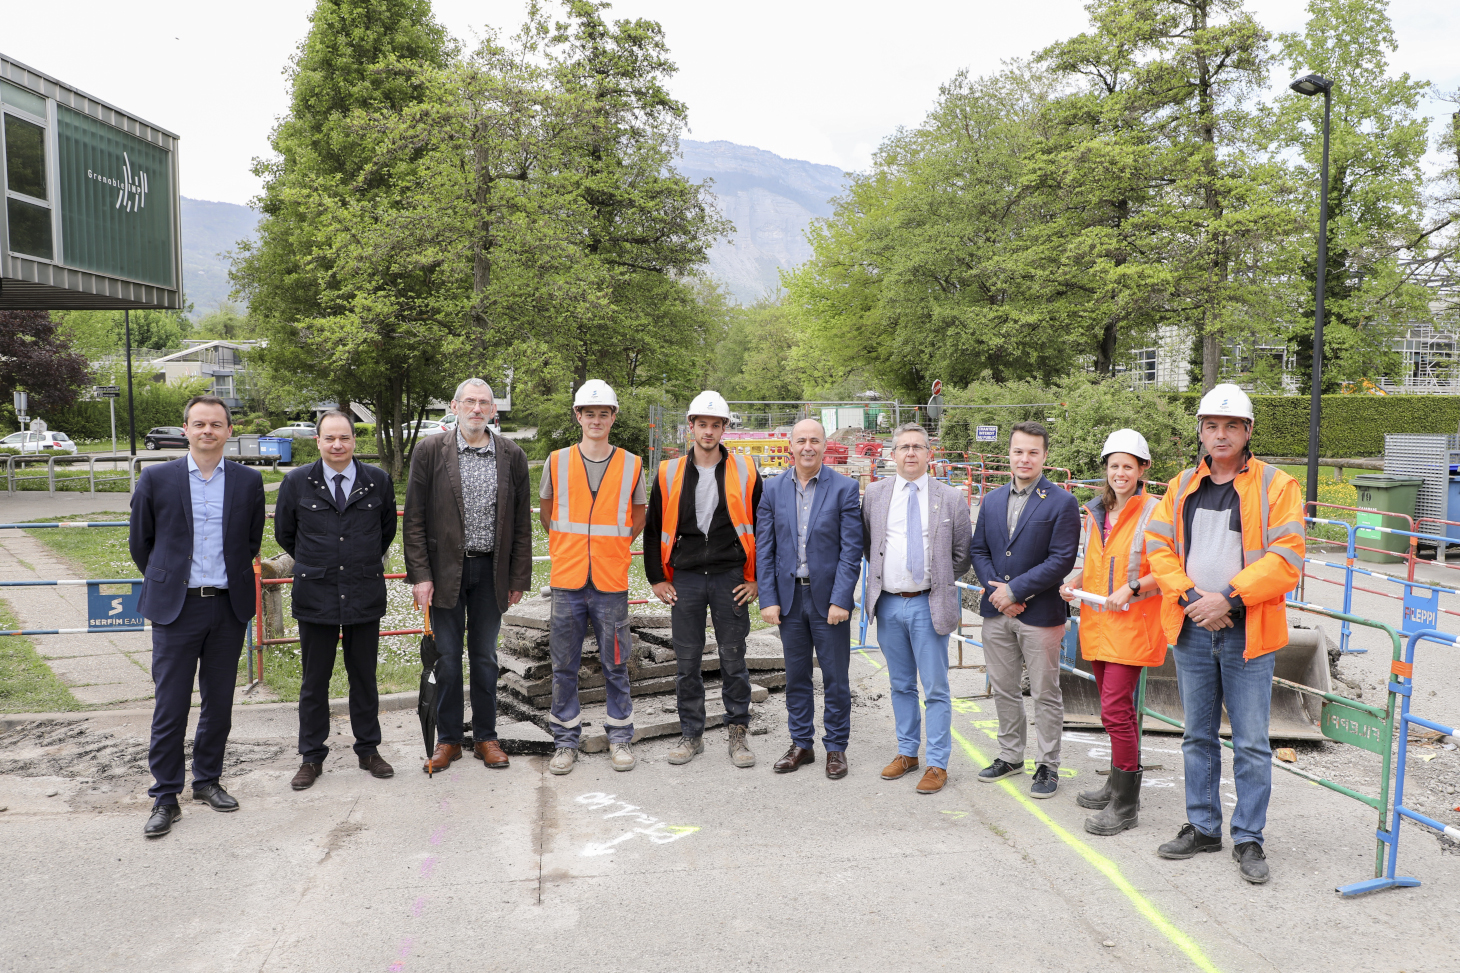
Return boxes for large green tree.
[1274,0,1433,391]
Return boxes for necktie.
[333,473,347,511]
[906,481,924,585]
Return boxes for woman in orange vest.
[1060,428,1165,837]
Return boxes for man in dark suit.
[403,378,533,773]
[756,418,863,779]
[274,410,398,790]
[970,420,1080,798]
[130,395,266,838]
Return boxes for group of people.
[127,378,1304,886]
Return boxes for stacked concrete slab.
[494,596,787,752]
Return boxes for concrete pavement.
[2,655,1458,973]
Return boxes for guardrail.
[0,577,149,635]
[1338,628,1460,897]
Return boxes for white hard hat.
[573,379,619,410]
[1100,428,1151,463]
[1196,383,1255,423]
[686,390,731,421]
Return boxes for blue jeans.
[549,585,634,748]
[433,554,504,744]
[780,584,851,751]
[1173,618,1276,846]
[876,592,952,769]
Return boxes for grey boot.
[1084,766,1141,836]
[1076,767,1114,810]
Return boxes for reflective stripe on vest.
[656,450,757,584]
[1129,494,1161,586]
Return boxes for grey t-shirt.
[540,447,647,503]
[694,462,719,535]
[1184,476,1245,596]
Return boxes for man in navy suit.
[130,396,266,838]
[756,418,863,779]
[970,420,1080,798]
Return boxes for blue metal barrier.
[0,577,147,635]
[1338,628,1460,897]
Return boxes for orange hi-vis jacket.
[656,452,758,585]
[546,444,643,593]
[1145,456,1305,660]
[1077,490,1167,668]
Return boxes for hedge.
[1173,393,1460,458]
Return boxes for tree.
[192,302,256,341]
[0,310,92,417]
[709,300,805,402]
[1274,0,1433,392]
[232,0,455,476]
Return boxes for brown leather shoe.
[881,754,919,780]
[473,740,509,769]
[825,750,849,780]
[423,743,462,774]
[290,762,322,791]
[359,752,394,779]
[915,767,948,794]
[773,745,815,773]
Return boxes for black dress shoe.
[144,803,181,838]
[192,782,240,812]
[773,745,815,773]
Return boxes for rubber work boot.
[727,724,756,768]
[667,736,704,765]
[610,742,636,772]
[1084,767,1141,836]
[1076,767,1114,809]
[548,747,578,776]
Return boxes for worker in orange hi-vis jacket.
[538,380,647,777]
[1144,384,1304,886]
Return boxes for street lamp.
[1289,72,1333,517]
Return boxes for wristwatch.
[1129,580,1142,595]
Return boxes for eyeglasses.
[456,398,492,409]
[893,443,930,454]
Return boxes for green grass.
[0,603,83,712]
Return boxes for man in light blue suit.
[756,418,863,779]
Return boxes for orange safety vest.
[1077,491,1166,668]
[656,451,758,584]
[1145,456,1305,660]
[546,444,643,593]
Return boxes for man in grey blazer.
[862,423,973,794]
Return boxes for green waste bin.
[1351,474,1422,563]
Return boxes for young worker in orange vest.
[1060,429,1165,836]
[538,380,647,776]
[1145,385,1304,885]
[646,391,763,769]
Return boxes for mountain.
[179,196,261,316]
[677,140,847,304]
[177,140,846,314]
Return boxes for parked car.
[440,414,501,436]
[2,431,78,455]
[286,421,317,433]
[265,427,316,439]
[144,426,188,450]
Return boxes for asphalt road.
[2,658,1457,973]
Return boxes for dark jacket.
[274,459,397,625]
[755,465,863,618]
[970,475,1081,628]
[129,457,266,626]
[402,429,532,611]
[644,444,764,584]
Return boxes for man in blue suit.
[756,418,863,779]
[130,396,266,838]
[970,420,1080,798]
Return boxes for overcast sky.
[4,1,1457,205]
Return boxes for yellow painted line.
[950,724,1221,973]
[863,656,1220,971]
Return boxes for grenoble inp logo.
[86,152,149,213]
